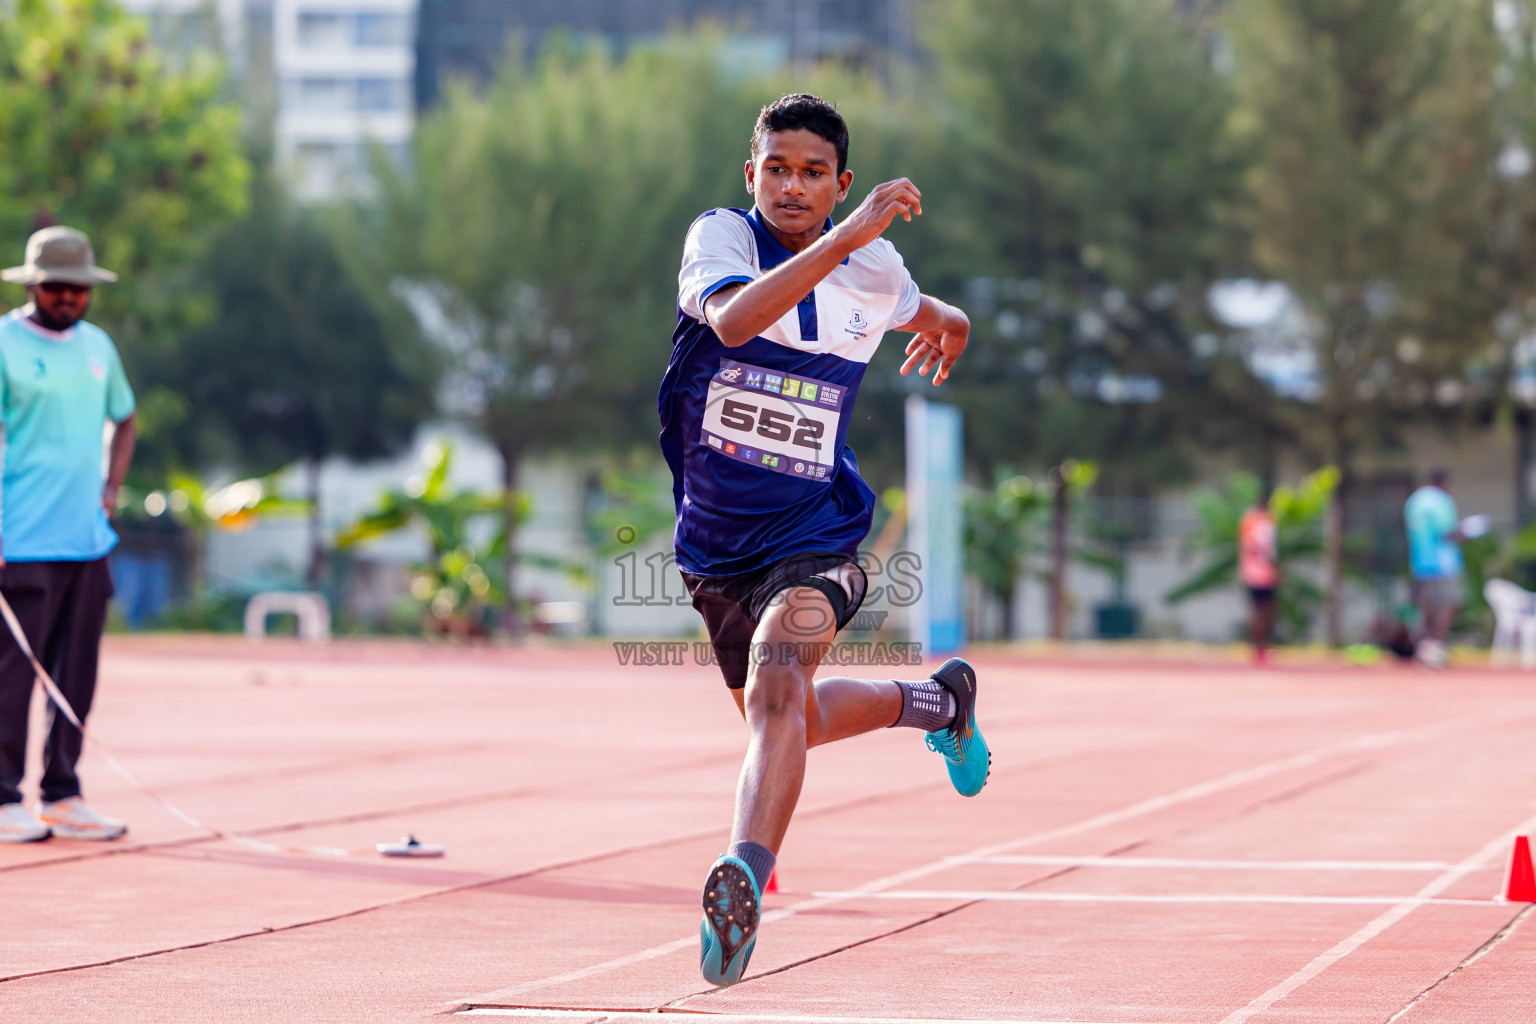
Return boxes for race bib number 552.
[700,359,847,482]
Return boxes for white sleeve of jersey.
[678,211,757,324]
[883,241,923,330]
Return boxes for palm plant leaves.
[334,443,518,554]
[1166,467,1339,637]
[161,472,310,533]
[334,441,578,625]
[964,475,1051,602]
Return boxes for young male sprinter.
[658,94,988,988]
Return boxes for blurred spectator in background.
[0,227,134,843]
[1404,468,1481,669]
[1238,488,1279,665]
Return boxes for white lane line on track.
[458,1011,1167,1023]
[468,935,700,1001]
[455,700,1536,1007]
[953,855,1461,872]
[823,700,1536,903]
[1216,809,1536,1024]
[810,890,1500,908]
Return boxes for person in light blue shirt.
[0,226,135,843]
[1404,468,1466,667]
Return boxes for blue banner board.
[905,396,965,655]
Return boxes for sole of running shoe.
[0,828,50,843]
[700,856,760,987]
[44,824,126,841]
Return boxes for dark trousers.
[0,559,113,806]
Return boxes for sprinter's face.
[746,129,852,245]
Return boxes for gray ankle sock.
[727,840,776,892]
[891,679,956,731]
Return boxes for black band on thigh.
[789,575,849,627]
[682,554,867,690]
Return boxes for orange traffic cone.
[1502,835,1536,903]
[765,868,779,893]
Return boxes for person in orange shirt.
[1238,490,1280,665]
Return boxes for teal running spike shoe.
[699,855,761,987]
[924,657,991,797]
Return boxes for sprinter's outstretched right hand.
[832,178,923,252]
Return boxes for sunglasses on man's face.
[37,283,91,296]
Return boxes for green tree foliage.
[1469,1,1536,524]
[964,474,1050,640]
[355,35,913,622]
[355,43,754,623]
[963,461,1100,640]
[923,0,1245,481]
[1225,0,1506,641]
[584,466,677,562]
[0,0,248,468]
[1491,520,1536,591]
[177,167,435,580]
[336,441,525,634]
[1166,468,1338,640]
[364,43,744,464]
[180,173,432,471]
[336,441,583,635]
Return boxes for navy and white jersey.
[658,206,922,577]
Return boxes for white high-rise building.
[271,0,416,200]
[122,0,416,202]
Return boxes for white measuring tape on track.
[0,589,369,859]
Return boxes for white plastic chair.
[244,591,330,644]
[1483,578,1536,667]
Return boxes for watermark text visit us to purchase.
[609,546,925,667]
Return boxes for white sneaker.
[0,802,50,843]
[1415,639,1448,670]
[39,797,127,841]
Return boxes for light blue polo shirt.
[0,308,135,561]
[1404,485,1461,580]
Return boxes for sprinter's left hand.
[901,325,969,385]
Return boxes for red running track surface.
[1,638,1535,1023]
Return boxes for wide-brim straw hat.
[1,226,117,286]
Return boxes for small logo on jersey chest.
[34,357,47,379]
[89,356,105,379]
[844,307,871,339]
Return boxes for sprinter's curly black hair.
[750,94,850,174]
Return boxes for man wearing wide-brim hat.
[0,226,135,843]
